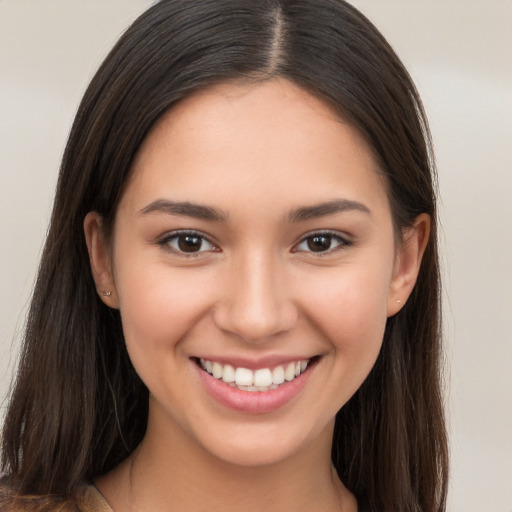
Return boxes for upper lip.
[192,354,318,370]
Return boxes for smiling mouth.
[196,357,316,392]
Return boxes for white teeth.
[235,367,253,386]
[284,362,296,382]
[199,357,311,391]
[237,385,258,391]
[212,362,223,379]
[272,366,285,385]
[222,364,235,383]
[253,368,273,387]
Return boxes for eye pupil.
[307,235,331,252]
[178,235,202,252]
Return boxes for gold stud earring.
[101,290,112,297]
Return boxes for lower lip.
[194,361,315,414]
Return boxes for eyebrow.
[287,199,371,222]
[139,198,370,223]
[139,199,228,222]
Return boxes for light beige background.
[1,1,511,511]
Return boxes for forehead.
[122,78,389,219]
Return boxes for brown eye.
[307,235,332,252]
[294,232,350,254]
[178,235,204,252]
[162,231,217,255]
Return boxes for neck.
[96,403,356,512]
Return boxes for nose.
[212,251,298,343]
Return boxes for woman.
[0,0,448,511]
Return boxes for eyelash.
[157,230,352,257]
[292,231,353,256]
[157,230,219,257]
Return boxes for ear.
[84,212,119,309]
[386,213,430,317]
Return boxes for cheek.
[309,262,389,332]
[302,260,391,384]
[113,257,217,365]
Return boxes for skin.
[85,79,429,512]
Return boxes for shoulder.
[74,483,113,512]
[0,481,111,512]
[0,480,78,512]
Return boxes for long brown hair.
[1,1,448,510]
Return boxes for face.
[86,79,425,468]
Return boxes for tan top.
[75,484,113,512]
[0,483,113,512]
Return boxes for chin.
[185,415,334,470]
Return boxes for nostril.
[212,300,298,343]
